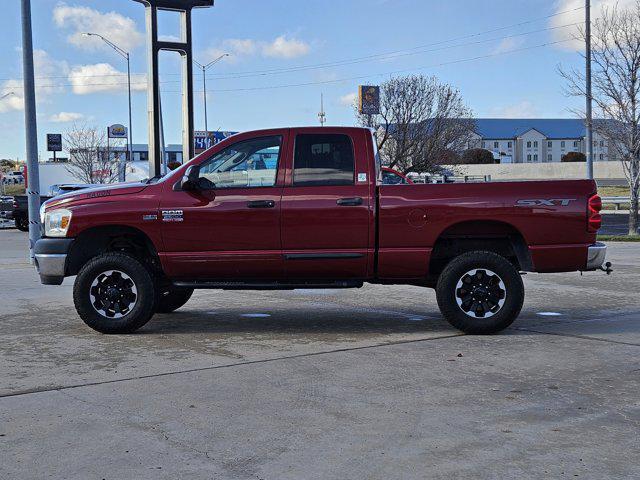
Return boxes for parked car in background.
[13,184,97,231]
[381,167,413,185]
[36,127,608,335]
[1,171,25,185]
[0,196,14,221]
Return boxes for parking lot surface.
[1,229,639,479]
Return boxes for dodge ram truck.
[35,127,608,334]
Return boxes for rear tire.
[436,251,524,334]
[155,286,193,313]
[73,252,156,334]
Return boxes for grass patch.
[598,185,630,197]
[2,184,26,196]
[598,234,640,242]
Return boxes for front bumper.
[585,242,607,270]
[34,238,74,285]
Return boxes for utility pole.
[318,93,326,126]
[194,53,229,134]
[20,0,41,262]
[585,0,594,179]
[82,33,132,182]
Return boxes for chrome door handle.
[336,197,363,206]
[247,200,276,208]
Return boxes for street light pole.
[585,0,594,180]
[194,53,229,135]
[83,32,132,182]
[20,0,41,263]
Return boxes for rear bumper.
[34,238,74,285]
[585,242,607,270]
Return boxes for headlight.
[44,209,72,237]
[39,203,46,224]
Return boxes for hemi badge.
[161,210,184,222]
[143,214,158,221]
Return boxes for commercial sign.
[133,0,213,8]
[358,85,380,115]
[194,130,237,153]
[46,134,62,152]
[108,124,128,139]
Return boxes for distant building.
[468,119,614,163]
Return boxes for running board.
[172,280,364,290]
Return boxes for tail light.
[587,194,602,233]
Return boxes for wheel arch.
[66,224,161,276]
[429,220,532,277]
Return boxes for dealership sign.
[108,124,128,139]
[194,130,237,153]
[358,85,380,115]
[46,133,62,152]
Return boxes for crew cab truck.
[35,127,608,334]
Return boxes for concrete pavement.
[1,230,639,479]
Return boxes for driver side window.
[199,135,282,188]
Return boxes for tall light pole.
[585,0,594,179]
[194,53,229,134]
[20,0,40,263]
[83,32,132,182]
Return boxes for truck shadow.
[142,308,450,335]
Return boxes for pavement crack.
[513,327,640,347]
[0,333,463,399]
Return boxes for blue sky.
[0,0,598,160]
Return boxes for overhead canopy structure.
[132,0,214,177]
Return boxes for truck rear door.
[280,128,373,279]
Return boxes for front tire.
[73,252,156,334]
[436,251,524,334]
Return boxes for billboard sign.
[108,124,128,139]
[194,130,238,154]
[132,1,213,9]
[358,85,380,115]
[46,134,63,152]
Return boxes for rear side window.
[293,134,354,186]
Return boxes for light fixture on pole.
[194,53,229,134]
[82,32,133,182]
[1,92,16,100]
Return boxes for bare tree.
[356,75,475,174]
[559,2,640,235]
[64,124,124,184]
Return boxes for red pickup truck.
[35,127,608,335]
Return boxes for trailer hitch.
[599,262,613,275]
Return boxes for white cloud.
[49,112,84,123]
[68,63,146,95]
[550,0,636,51]
[53,3,143,52]
[0,50,67,113]
[204,35,310,62]
[262,36,310,59]
[339,92,357,107]
[492,37,524,55]
[491,101,538,118]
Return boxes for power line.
[4,28,579,91]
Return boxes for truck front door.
[159,132,287,279]
[281,130,373,279]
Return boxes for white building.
[469,119,614,163]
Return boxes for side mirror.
[180,165,200,191]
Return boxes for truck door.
[159,132,287,279]
[281,130,372,279]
